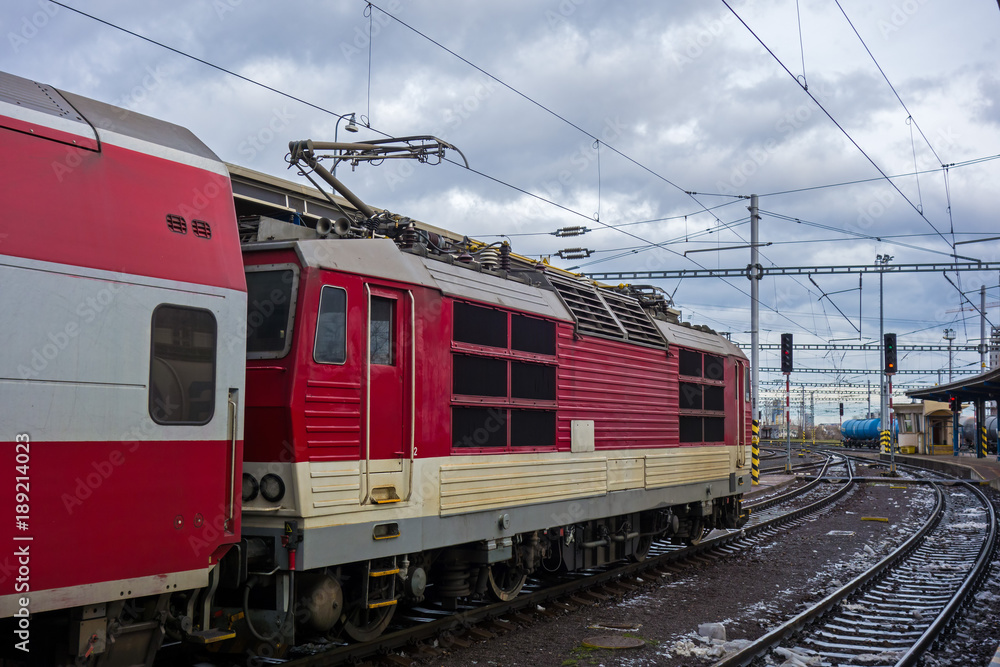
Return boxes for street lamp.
[943,328,955,382]
[332,112,360,175]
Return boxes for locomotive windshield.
[245,266,297,358]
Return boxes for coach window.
[370,296,395,365]
[149,305,217,424]
[314,286,347,364]
[245,265,299,359]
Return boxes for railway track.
[712,479,997,667]
[232,452,862,666]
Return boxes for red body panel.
[556,325,680,449]
[0,440,238,597]
[1,129,244,291]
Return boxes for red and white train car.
[0,72,245,663]
[0,68,750,664]
[231,165,752,642]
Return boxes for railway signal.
[780,333,793,373]
[884,333,897,374]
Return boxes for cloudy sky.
[5,0,1000,420]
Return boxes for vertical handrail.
[404,291,416,501]
[362,284,372,504]
[736,363,747,467]
[226,392,238,533]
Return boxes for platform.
[876,451,1000,491]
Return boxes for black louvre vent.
[602,290,667,347]
[547,275,665,347]
[166,214,187,234]
[547,275,624,339]
[191,220,212,239]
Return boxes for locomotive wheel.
[686,518,705,546]
[486,563,527,601]
[630,535,653,562]
[342,603,396,642]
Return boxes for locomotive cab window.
[149,305,217,424]
[245,265,298,359]
[314,285,347,364]
[370,296,395,366]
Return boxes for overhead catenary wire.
[756,154,1000,197]
[38,2,994,357]
[721,0,954,250]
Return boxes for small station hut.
[893,400,954,455]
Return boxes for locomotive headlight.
[242,473,259,502]
[260,473,285,503]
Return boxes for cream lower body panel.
[241,446,749,570]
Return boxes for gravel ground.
[418,475,976,667]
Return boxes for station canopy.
[906,366,1000,404]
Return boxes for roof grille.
[191,220,212,239]
[547,275,666,348]
[166,214,187,234]
[547,275,624,339]
[601,290,668,347]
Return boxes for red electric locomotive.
[0,71,750,665]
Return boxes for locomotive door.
[363,285,413,503]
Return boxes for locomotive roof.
[233,165,746,359]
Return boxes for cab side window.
[314,286,347,364]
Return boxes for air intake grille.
[547,275,666,348]
[166,214,187,234]
[602,290,667,347]
[191,220,212,239]
[547,276,624,339]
